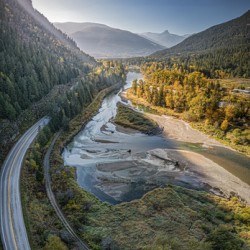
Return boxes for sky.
[32,0,250,35]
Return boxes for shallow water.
[63,72,250,204]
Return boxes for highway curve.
[0,117,49,250]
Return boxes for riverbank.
[121,89,214,145]
[84,145,250,204]
[149,149,250,203]
[147,113,225,148]
[120,88,250,203]
[54,83,122,153]
[125,90,250,156]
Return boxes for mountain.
[151,11,250,77]
[0,0,95,120]
[54,22,165,58]
[151,11,250,57]
[140,30,188,48]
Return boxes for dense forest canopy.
[0,0,94,120]
[129,62,250,152]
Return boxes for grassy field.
[83,186,250,250]
[216,78,250,89]
[114,103,160,134]
[48,158,250,250]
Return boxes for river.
[63,72,250,204]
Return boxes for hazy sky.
[32,0,250,35]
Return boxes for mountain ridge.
[16,0,95,63]
[54,22,111,34]
[54,22,165,58]
[151,10,250,57]
[140,30,188,48]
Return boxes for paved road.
[0,118,49,250]
[44,132,90,250]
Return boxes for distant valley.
[54,22,165,58]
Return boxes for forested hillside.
[151,11,250,77]
[0,0,125,164]
[0,0,94,120]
